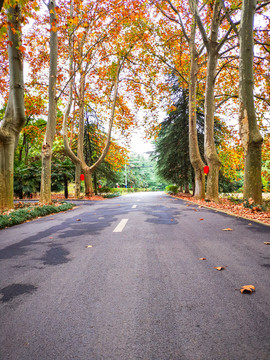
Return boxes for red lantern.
[80,174,85,181]
[204,166,209,175]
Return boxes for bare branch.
[220,0,239,38]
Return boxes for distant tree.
[153,83,204,192]
[125,153,160,189]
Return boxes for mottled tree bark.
[40,0,58,204]
[188,9,205,199]
[239,0,263,204]
[0,5,25,210]
[194,0,222,202]
[204,42,221,202]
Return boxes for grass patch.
[0,201,75,229]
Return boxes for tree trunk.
[84,170,94,197]
[40,0,58,204]
[94,172,98,195]
[74,164,81,198]
[202,0,222,202]
[0,5,25,211]
[188,13,205,199]
[184,183,190,193]
[239,0,263,204]
[64,174,68,199]
[204,44,221,202]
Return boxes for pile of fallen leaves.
[84,195,105,201]
[174,193,270,225]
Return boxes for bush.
[165,185,179,195]
[0,202,75,229]
[103,192,121,198]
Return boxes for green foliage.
[103,192,121,198]
[165,184,179,194]
[152,79,204,188]
[98,186,111,193]
[14,157,75,198]
[0,202,75,229]
[124,153,164,189]
[14,161,41,198]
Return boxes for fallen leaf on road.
[49,237,53,239]
[199,218,204,221]
[171,219,174,221]
[214,266,226,271]
[222,228,232,231]
[199,206,203,208]
[264,242,270,245]
[86,245,93,248]
[240,285,255,294]
[248,223,252,226]
[199,258,206,260]
[76,219,81,221]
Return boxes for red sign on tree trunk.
[80,174,85,181]
[204,166,209,175]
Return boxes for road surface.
[0,192,269,360]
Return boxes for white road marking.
[113,219,128,233]
[132,205,137,209]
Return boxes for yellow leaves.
[240,285,255,294]
[199,257,206,260]
[214,266,226,271]
[85,245,93,248]
[222,228,233,231]
[264,242,270,245]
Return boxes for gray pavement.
[0,192,270,360]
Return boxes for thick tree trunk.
[40,0,58,204]
[0,5,25,210]
[203,1,222,202]
[84,170,94,197]
[204,45,221,202]
[239,0,263,204]
[188,14,205,199]
[0,141,15,209]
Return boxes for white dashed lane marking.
[113,219,129,233]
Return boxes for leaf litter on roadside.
[222,228,233,231]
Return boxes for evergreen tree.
[152,84,204,192]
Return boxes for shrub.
[0,202,75,229]
[165,185,179,195]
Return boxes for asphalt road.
[0,192,269,360]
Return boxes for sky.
[129,130,154,155]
